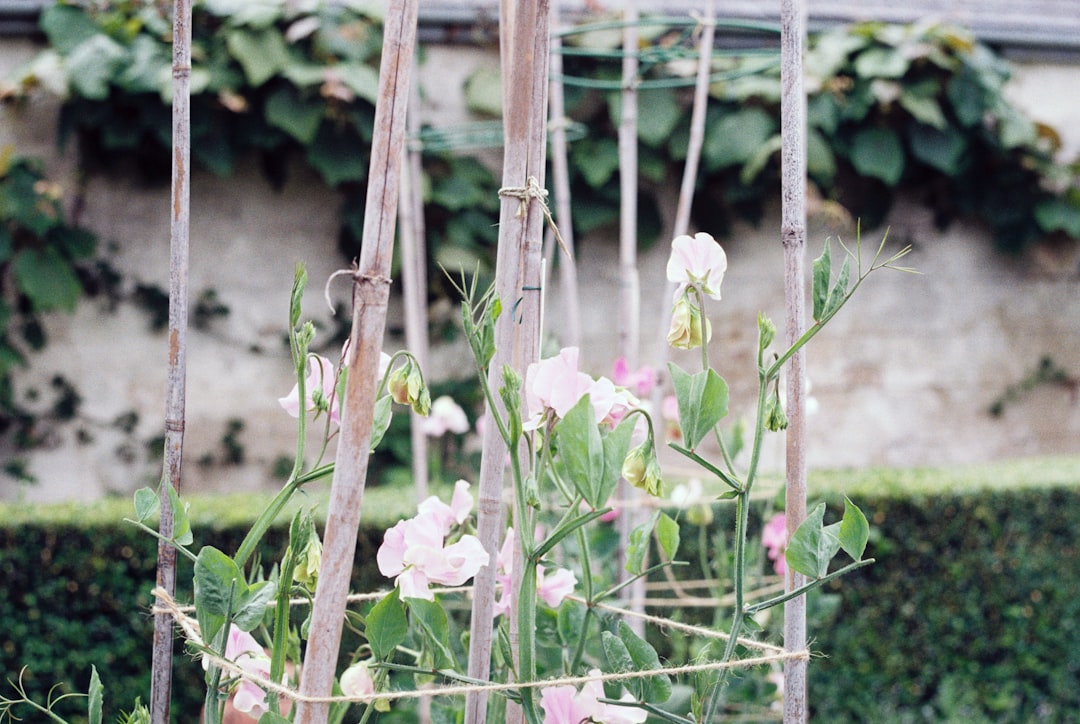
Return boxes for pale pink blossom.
[539,671,647,724]
[666,232,727,301]
[278,354,338,421]
[611,357,657,398]
[377,483,489,600]
[422,395,470,436]
[762,513,788,576]
[202,626,271,718]
[525,347,637,429]
[340,660,375,699]
[493,528,577,617]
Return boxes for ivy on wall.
[1,2,1079,474]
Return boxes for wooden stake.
[293,1,419,720]
[464,0,551,720]
[150,0,191,720]
[780,0,809,721]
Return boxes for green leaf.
[849,127,905,186]
[407,597,455,669]
[233,580,276,632]
[464,65,502,117]
[637,87,684,147]
[945,67,985,127]
[134,487,159,522]
[366,588,408,660]
[165,483,192,547]
[1034,197,1080,237]
[226,28,289,87]
[306,124,367,187]
[87,666,102,724]
[703,107,775,170]
[597,414,636,507]
[601,629,635,676]
[0,227,12,263]
[40,4,100,54]
[49,226,97,260]
[67,35,127,100]
[838,497,869,561]
[557,599,586,648]
[193,545,242,645]
[655,512,680,562]
[853,47,909,78]
[785,502,841,579]
[616,621,672,703]
[625,511,659,575]
[898,90,947,130]
[553,394,605,507]
[812,239,829,322]
[822,255,851,319]
[739,134,782,185]
[807,129,837,185]
[13,248,82,312]
[667,363,729,450]
[369,395,393,451]
[265,87,325,145]
[573,137,619,189]
[909,124,967,175]
[336,63,380,104]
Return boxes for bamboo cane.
[399,68,430,505]
[464,0,551,720]
[547,0,581,348]
[780,0,809,721]
[150,0,191,720]
[293,1,419,720]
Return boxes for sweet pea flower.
[524,347,630,429]
[202,626,272,718]
[666,232,727,301]
[611,357,657,398]
[493,528,577,617]
[762,513,788,576]
[667,295,711,350]
[422,395,470,436]
[340,660,375,699]
[539,670,647,724]
[278,354,339,421]
[377,482,489,600]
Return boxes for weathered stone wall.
[1,40,1078,502]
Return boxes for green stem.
[122,519,198,563]
[744,558,876,614]
[667,444,742,492]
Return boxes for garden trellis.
[143,0,867,721]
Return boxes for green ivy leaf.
[226,28,289,87]
[945,67,986,128]
[573,137,619,189]
[898,85,947,130]
[67,35,127,101]
[335,63,379,105]
[807,129,837,185]
[265,87,325,145]
[306,124,367,186]
[909,124,967,175]
[1034,197,1080,237]
[849,127,905,186]
[464,65,502,118]
[40,4,100,54]
[366,588,408,660]
[853,47,909,79]
[740,134,782,185]
[668,363,729,451]
[703,107,775,170]
[48,226,97,260]
[554,395,605,507]
[637,87,684,148]
[838,497,870,561]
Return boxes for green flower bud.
[667,295,711,350]
[764,393,788,432]
[758,312,776,352]
[292,532,322,593]
[388,357,430,416]
[622,440,664,497]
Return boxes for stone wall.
[1,39,1078,503]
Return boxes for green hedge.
[2,457,1079,721]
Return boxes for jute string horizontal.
[153,586,807,707]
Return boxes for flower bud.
[764,393,788,432]
[292,533,322,593]
[388,357,430,416]
[758,312,776,352]
[667,296,711,350]
[622,440,663,497]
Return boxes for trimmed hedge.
[1,458,1079,721]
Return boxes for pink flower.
[340,660,375,699]
[202,626,271,718]
[666,232,727,301]
[525,348,636,429]
[611,357,657,398]
[493,528,577,617]
[539,671,646,724]
[421,395,470,436]
[762,513,788,576]
[377,482,489,600]
[278,354,339,421]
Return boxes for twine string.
[153,586,807,708]
[498,176,571,261]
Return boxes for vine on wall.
[1,2,1079,478]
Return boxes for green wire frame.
[552,15,781,90]
[409,119,589,153]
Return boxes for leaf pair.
[785,498,869,579]
[812,239,851,323]
[668,363,729,451]
[553,395,635,509]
